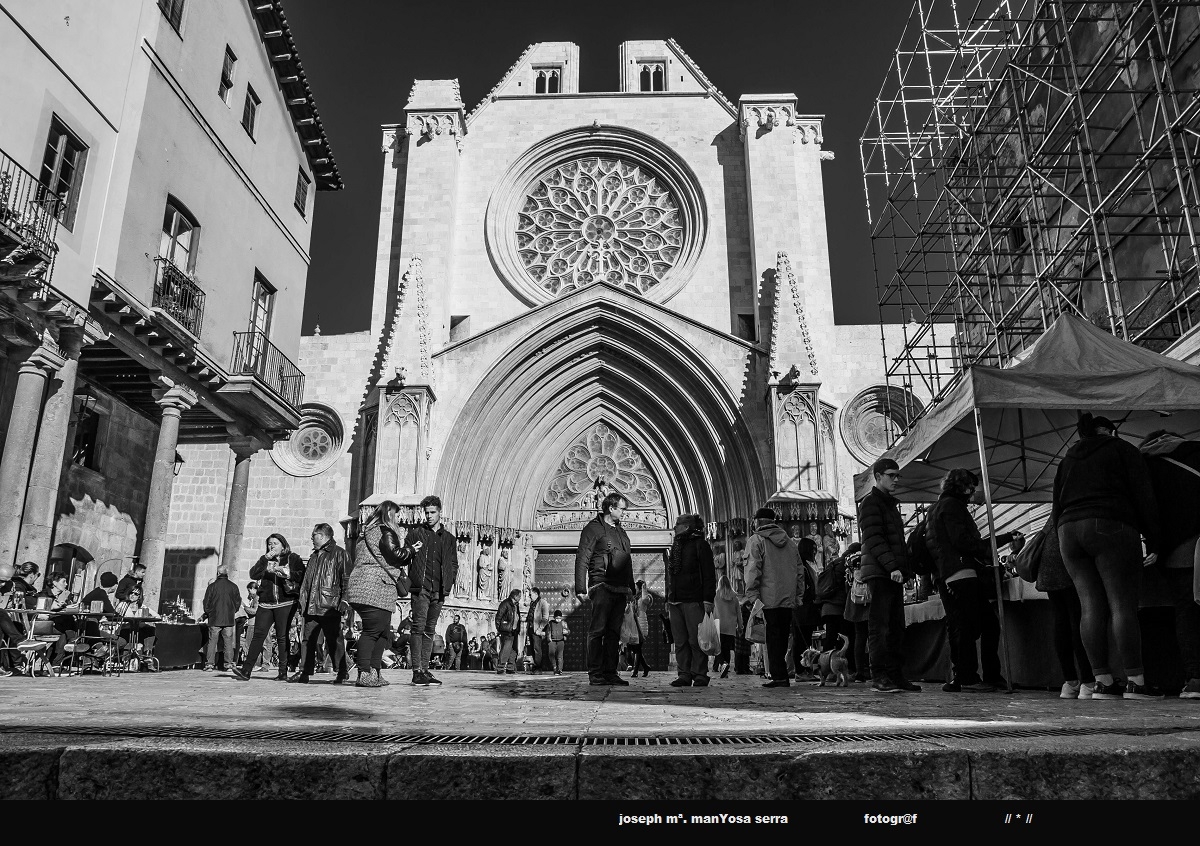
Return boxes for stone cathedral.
[171,41,912,666]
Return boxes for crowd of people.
[3,413,1196,700]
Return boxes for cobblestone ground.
[4,668,1199,736]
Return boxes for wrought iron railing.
[0,147,61,260]
[230,330,304,409]
[152,257,206,338]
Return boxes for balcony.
[0,147,60,283]
[152,257,206,338]
[216,330,305,431]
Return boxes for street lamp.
[173,451,185,476]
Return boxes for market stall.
[854,314,1200,688]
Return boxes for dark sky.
[284,1,913,336]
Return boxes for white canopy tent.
[852,314,1200,689]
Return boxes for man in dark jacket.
[1141,431,1200,699]
[495,589,523,673]
[575,492,635,686]
[927,468,1018,692]
[857,457,919,693]
[291,523,350,684]
[406,495,459,685]
[445,614,468,670]
[667,513,716,687]
[202,563,242,671]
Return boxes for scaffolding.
[861,0,1200,429]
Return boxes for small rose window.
[270,403,345,477]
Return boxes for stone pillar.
[220,435,263,579]
[0,340,66,569]
[15,328,92,567]
[138,379,198,612]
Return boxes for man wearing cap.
[743,507,800,688]
[575,491,635,685]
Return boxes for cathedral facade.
[168,41,912,649]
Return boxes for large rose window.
[543,423,663,509]
[516,158,684,297]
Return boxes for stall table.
[154,622,206,669]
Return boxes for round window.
[270,403,345,477]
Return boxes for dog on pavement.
[800,633,851,687]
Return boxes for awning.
[854,314,1200,503]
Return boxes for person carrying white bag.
[665,513,716,687]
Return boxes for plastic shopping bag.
[619,603,639,645]
[697,611,721,656]
[746,599,766,644]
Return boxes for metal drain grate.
[2,724,1196,746]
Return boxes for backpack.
[816,561,840,603]
[906,518,937,577]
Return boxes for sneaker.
[1078,682,1095,700]
[287,672,309,684]
[412,670,430,686]
[670,677,692,687]
[896,679,922,692]
[961,681,995,692]
[604,674,630,686]
[423,670,442,686]
[1179,679,1200,700]
[762,679,790,688]
[554,670,562,676]
[872,679,902,693]
[201,665,213,672]
[1124,681,1165,700]
[1091,679,1125,699]
[1060,681,1081,699]
[230,667,250,681]
[942,682,961,693]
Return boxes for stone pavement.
[3,668,1200,799]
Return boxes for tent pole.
[974,406,1014,693]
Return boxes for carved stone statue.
[522,548,535,606]
[453,539,473,599]
[731,539,747,595]
[475,544,494,602]
[497,547,512,599]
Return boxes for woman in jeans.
[233,534,305,681]
[713,573,739,678]
[1052,413,1162,700]
[666,513,716,687]
[1033,514,1095,699]
[345,500,419,688]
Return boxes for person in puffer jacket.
[666,514,715,687]
[743,507,800,688]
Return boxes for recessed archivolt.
[435,296,764,527]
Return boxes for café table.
[3,607,109,676]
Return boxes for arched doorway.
[49,543,94,597]
[434,286,768,672]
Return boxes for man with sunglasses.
[857,458,920,693]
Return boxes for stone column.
[220,435,264,579]
[15,328,92,567]
[0,340,66,569]
[139,379,198,612]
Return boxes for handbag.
[850,571,871,605]
[1013,524,1047,583]
[746,600,766,644]
[619,603,639,645]
[371,529,411,598]
[697,612,721,656]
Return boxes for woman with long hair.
[345,500,420,687]
[625,580,652,677]
[233,533,305,681]
[1053,413,1162,699]
[713,573,739,678]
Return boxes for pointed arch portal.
[435,291,767,537]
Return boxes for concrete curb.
[4,732,1200,799]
